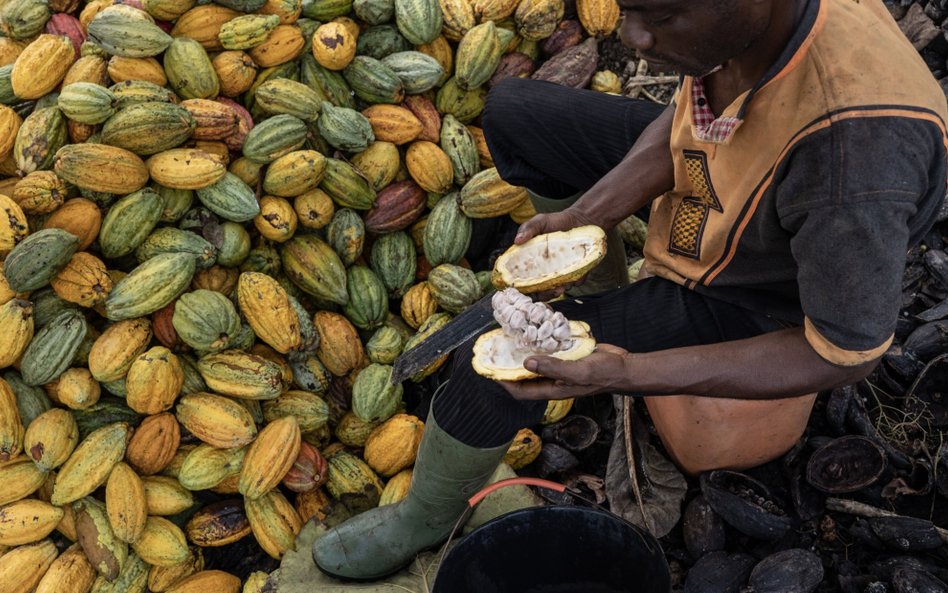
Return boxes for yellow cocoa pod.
[362,104,423,145]
[0,457,47,505]
[51,422,130,506]
[0,299,32,370]
[159,443,196,480]
[78,0,113,30]
[132,517,189,567]
[0,499,63,546]
[262,150,326,197]
[43,198,101,251]
[416,36,453,84]
[88,318,153,382]
[147,546,204,593]
[591,69,621,94]
[293,188,334,230]
[11,34,75,100]
[577,0,620,36]
[311,22,356,71]
[12,171,67,215]
[405,141,453,194]
[0,379,23,463]
[467,125,494,167]
[237,272,301,354]
[56,502,79,542]
[126,413,180,476]
[63,55,109,88]
[146,149,227,190]
[253,195,298,242]
[141,475,195,516]
[249,24,304,67]
[177,444,245,491]
[191,265,239,296]
[509,196,537,224]
[228,156,263,187]
[0,193,27,257]
[125,346,183,415]
[72,496,128,582]
[24,408,78,471]
[242,570,272,593]
[400,281,438,329]
[542,398,574,424]
[34,543,96,593]
[51,252,112,308]
[196,349,287,400]
[363,414,424,477]
[54,144,149,195]
[238,416,300,499]
[106,462,148,544]
[51,368,101,411]
[350,141,401,191]
[107,56,168,86]
[0,38,26,68]
[330,16,360,38]
[174,392,257,448]
[440,0,475,41]
[379,469,412,506]
[212,51,257,97]
[244,489,301,559]
[259,0,302,23]
[334,411,378,448]
[459,167,528,218]
[143,0,198,21]
[0,106,22,161]
[473,0,520,20]
[503,427,542,469]
[0,539,58,593]
[313,311,365,376]
[170,5,240,51]
[294,487,331,523]
[166,570,240,593]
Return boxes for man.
[314,0,948,580]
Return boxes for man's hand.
[514,209,596,245]
[499,344,632,401]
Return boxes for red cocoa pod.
[218,97,255,152]
[152,300,187,353]
[282,441,329,493]
[531,37,598,88]
[541,19,584,57]
[403,95,442,144]
[489,52,536,88]
[364,180,427,234]
[46,13,85,58]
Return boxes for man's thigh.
[549,277,783,354]
[482,78,667,198]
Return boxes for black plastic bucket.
[432,505,671,593]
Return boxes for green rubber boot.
[528,190,629,295]
[311,407,510,580]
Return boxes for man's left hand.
[499,344,632,401]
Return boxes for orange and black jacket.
[643,0,948,367]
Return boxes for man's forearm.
[569,104,677,230]
[624,327,877,399]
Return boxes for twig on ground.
[825,497,948,545]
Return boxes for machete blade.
[390,290,497,384]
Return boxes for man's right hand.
[513,208,597,245]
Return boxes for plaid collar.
[690,75,743,144]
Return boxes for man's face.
[617,0,771,76]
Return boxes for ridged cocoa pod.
[531,37,598,88]
[363,180,427,234]
[489,52,536,87]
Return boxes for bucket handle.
[436,477,601,577]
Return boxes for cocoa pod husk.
[531,37,598,88]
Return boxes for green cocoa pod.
[58,83,117,125]
[98,187,165,259]
[326,208,365,267]
[369,231,416,298]
[281,234,348,305]
[87,6,173,58]
[242,114,308,163]
[342,265,388,330]
[317,102,375,153]
[343,56,405,104]
[355,25,411,60]
[172,289,242,353]
[195,172,261,222]
[14,107,67,175]
[101,102,196,156]
[3,228,79,292]
[20,310,88,386]
[381,51,444,94]
[254,78,322,122]
[134,227,218,269]
[393,0,442,45]
[163,37,220,100]
[319,158,377,210]
[105,253,197,321]
[423,192,471,266]
[300,54,355,109]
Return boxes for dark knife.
[390,290,497,384]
